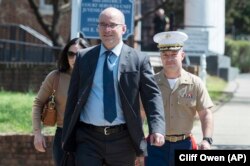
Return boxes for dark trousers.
[53,127,64,166]
[75,124,136,166]
[145,138,192,166]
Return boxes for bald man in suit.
[62,7,165,166]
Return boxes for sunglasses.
[67,51,77,57]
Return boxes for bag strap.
[52,70,60,94]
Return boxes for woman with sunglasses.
[32,38,89,166]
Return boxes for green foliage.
[206,75,227,92]
[0,91,55,134]
[226,0,250,35]
[0,91,34,133]
[206,75,229,102]
[163,0,184,29]
[225,38,250,72]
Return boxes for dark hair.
[57,38,89,72]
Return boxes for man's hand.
[150,133,165,146]
[135,156,144,166]
[199,140,211,150]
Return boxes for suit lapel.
[85,45,101,76]
[118,44,130,81]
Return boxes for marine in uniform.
[145,31,214,166]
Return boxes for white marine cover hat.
[153,31,188,51]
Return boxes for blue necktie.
[103,51,117,123]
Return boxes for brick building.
[0,0,160,48]
[0,0,71,44]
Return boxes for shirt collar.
[157,69,193,85]
[100,41,123,57]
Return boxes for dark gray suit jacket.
[62,44,165,156]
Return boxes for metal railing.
[0,24,62,63]
[0,39,62,62]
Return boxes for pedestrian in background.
[62,7,165,166]
[152,8,169,51]
[145,31,214,166]
[153,8,169,35]
[32,37,89,166]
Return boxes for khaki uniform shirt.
[154,69,213,135]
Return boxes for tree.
[135,0,184,29]
[27,0,71,46]
[226,0,250,37]
[27,0,182,47]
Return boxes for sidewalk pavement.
[192,73,250,149]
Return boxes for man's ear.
[181,51,185,60]
[122,25,127,34]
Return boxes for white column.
[200,54,207,85]
[184,0,225,55]
[71,0,81,39]
[185,0,209,27]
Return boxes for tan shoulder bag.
[41,71,60,126]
